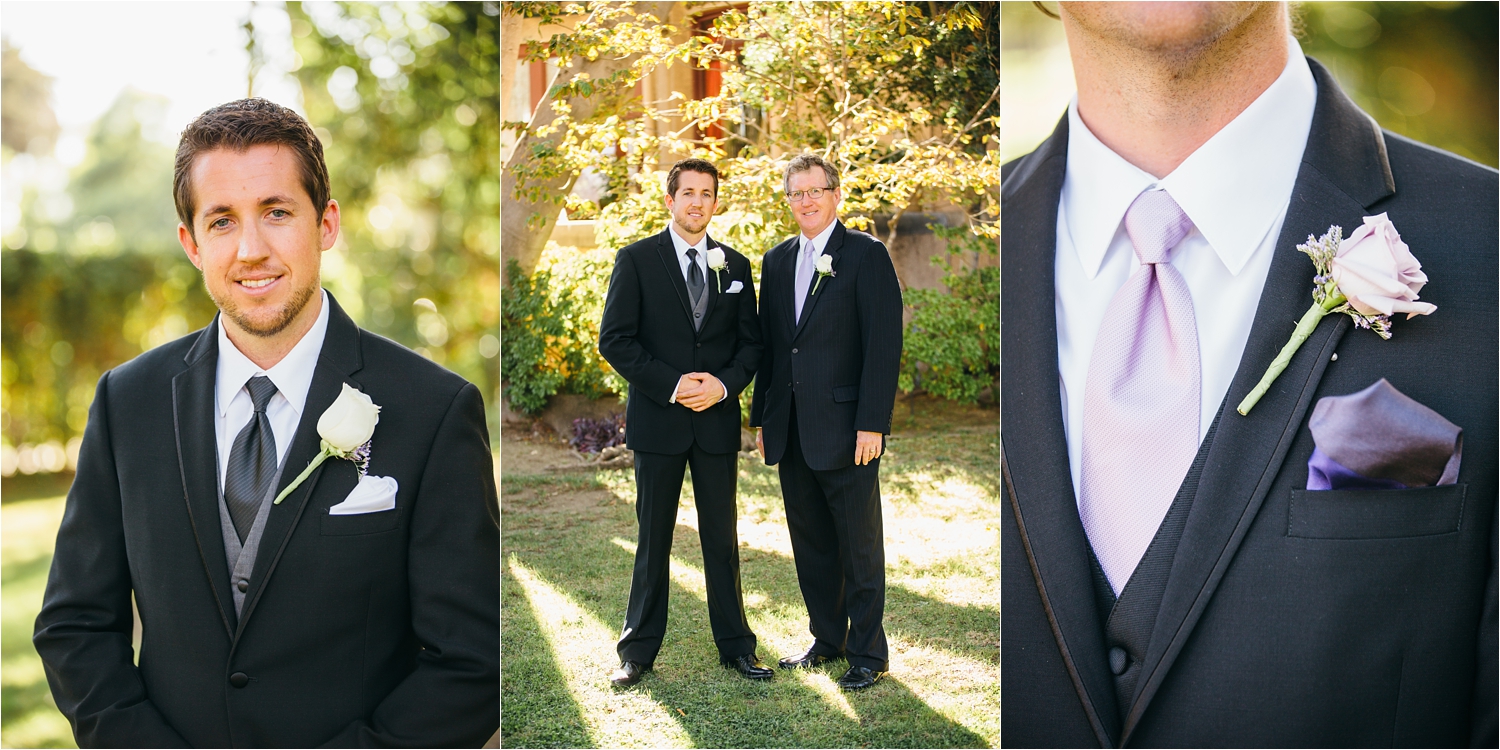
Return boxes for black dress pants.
[617,441,756,665]
[778,399,889,671]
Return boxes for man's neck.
[223,294,323,371]
[1065,9,1289,179]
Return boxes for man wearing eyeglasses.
[749,153,903,691]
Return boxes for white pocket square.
[329,474,398,515]
[726,280,744,293]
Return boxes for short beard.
[211,280,317,338]
[673,215,709,237]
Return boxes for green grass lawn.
[2,492,77,749]
[500,397,1000,748]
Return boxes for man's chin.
[217,286,317,339]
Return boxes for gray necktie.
[794,238,815,323]
[225,376,279,543]
[686,247,705,305]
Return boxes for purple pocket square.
[1306,378,1461,491]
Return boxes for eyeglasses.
[785,187,832,202]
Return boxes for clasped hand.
[675,373,724,412]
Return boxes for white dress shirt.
[665,224,726,405]
[1055,37,1317,502]
[215,290,330,486]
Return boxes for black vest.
[1090,404,1225,722]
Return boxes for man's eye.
[269,209,289,218]
[211,218,231,229]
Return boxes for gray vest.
[216,444,291,618]
[690,257,710,332]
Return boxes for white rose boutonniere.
[1237,213,1435,415]
[274,383,381,504]
[811,254,836,295]
[706,247,727,292]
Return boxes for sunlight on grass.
[506,556,693,749]
[2,495,77,750]
[795,669,860,722]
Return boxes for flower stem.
[1236,292,1346,416]
[273,445,333,504]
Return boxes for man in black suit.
[749,154,904,691]
[1002,4,1496,746]
[33,99,498,747]
[597,158,771,686]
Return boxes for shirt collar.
[1062,36,1317,278]
[800,219,838,256]
[667,224,710,259]
[216,289,331,418]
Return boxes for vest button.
[1108,647,1128,676]
[229,672,250,688]
[236,579,248,593]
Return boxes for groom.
[1002,3,1495,747]
[598,158,770,686]
[34,99,499,747]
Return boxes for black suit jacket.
[1001,59,1497,747]
[598,229,761,455]
[34,294,500,748]
[750,221,903,470]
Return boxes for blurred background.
[1002,1,1499,166]
[1,3,498,746]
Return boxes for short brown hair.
[783,153,840,194]
[173,98,330,238]
[666,158,719,198]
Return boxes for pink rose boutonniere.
[1237,213,1436,415]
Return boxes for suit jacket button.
[792,348,799,354]
[236,579,249,593]
[696,343,701,348]
[229,672,250,688]
[1108,647,1128,675]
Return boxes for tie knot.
[686,247,699,261]
[245,376,278,412]
[1124,189,1193,265]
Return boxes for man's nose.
[236,221,271,264]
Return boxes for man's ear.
[178,223,203,269]
[320,199,341,251]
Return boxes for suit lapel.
[652,229,697,332]
[234,294,365,640]
[1001,114,1121,748]
[700,236,723,334]
[1121,58,1395,743]
[792,222,844,341]
[171,318,237,637]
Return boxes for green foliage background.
[2,2,501,455]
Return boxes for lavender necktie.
[1079,189,1201,595]
[794,238,815,323]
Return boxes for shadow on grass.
[504,499,992,748]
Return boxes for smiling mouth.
[238,276,281,289]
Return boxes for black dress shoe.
[610,660,651,687]
[836,666,885,690]
[722,653,773,680]
[777,647,843,670]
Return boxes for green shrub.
[899,225,999,404]
[501,247,625,415]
